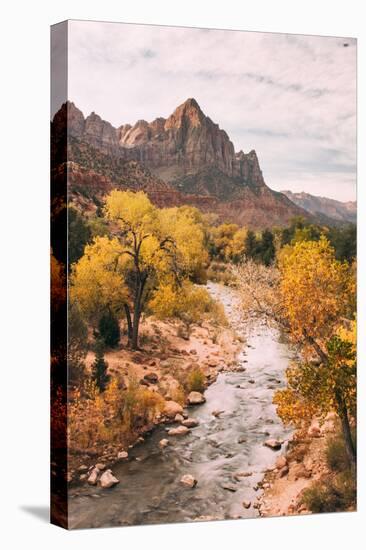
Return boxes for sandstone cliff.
[52,99,310,228]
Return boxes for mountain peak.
[166,98,205,129]
[181,97,200,109]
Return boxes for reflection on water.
[68,283,294,529]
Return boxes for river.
[68,282,294,529]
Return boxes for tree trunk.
[124,304,133,347]
[131,273,148,351]
[335,390,356,470]
[131,311,140,351]
[131,286,142,351]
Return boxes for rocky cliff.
[53,99,310,228]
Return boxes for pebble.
[180,474,197,488]
[99,469,120,489]
[168,425,190,436]
[117,451,128,460]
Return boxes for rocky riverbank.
[67,305,243,485]
[258,416,337,517]
[68,282,297,528]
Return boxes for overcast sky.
[65,20,356,202]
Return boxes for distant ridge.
[281,190,356,224]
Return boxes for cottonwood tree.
[72,190,208,350]
[234,237,356,467]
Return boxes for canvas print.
[51,20,357,529]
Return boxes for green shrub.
[121,377,165,431]
[326,428,357,472]
[186,367,206,392]
[92,339,110,392]
[302,471,356,513]
[173,366,207,394]
[98,310,120,348]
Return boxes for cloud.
[65,20,356,201]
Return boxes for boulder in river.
[180,474,197,488]
[99,469,120,489]
[95,463,106,471]
[163,400,184,418]
[168,425,190,436]
[264,439,282,450]
[187,391,206,405]
[237,436,247,444]
[212,409,225,417]
[182,418,199,428]
[234,471,252,479]
[174,413,184,422]
[87,467,99,485]
[159,438,169,448]
[117,451,128,460]
[242,500,251,509]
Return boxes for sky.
[64,20,356,202]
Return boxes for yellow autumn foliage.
[70,236,129,323]
[278,236,352,350]
[149,280,227,326]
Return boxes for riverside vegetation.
[51,191,356,516]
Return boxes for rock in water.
[174,413,184,422]
[222,484,237,492]
[187,391,206,405]
[182,418,199,428]
[87,467,99,485]
[264,439,282,450]
[180,474,197,488]
[168,425,190,436]
[117,451,128,460]
[212,409,225,417]
[159,438,169,448]
[163,400,184,418]
[242,501,251,509]
[99,469,120,489]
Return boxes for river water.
[68,282,294,529]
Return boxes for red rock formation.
[52,99,310,228]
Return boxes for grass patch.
[301,426,356,513]
[302,470,356,513]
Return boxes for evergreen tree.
[245,230,257,259]
[98,310,120,348]
[92,339,110,392]
[260,229,276,266]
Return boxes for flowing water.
[68,282,294,529]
